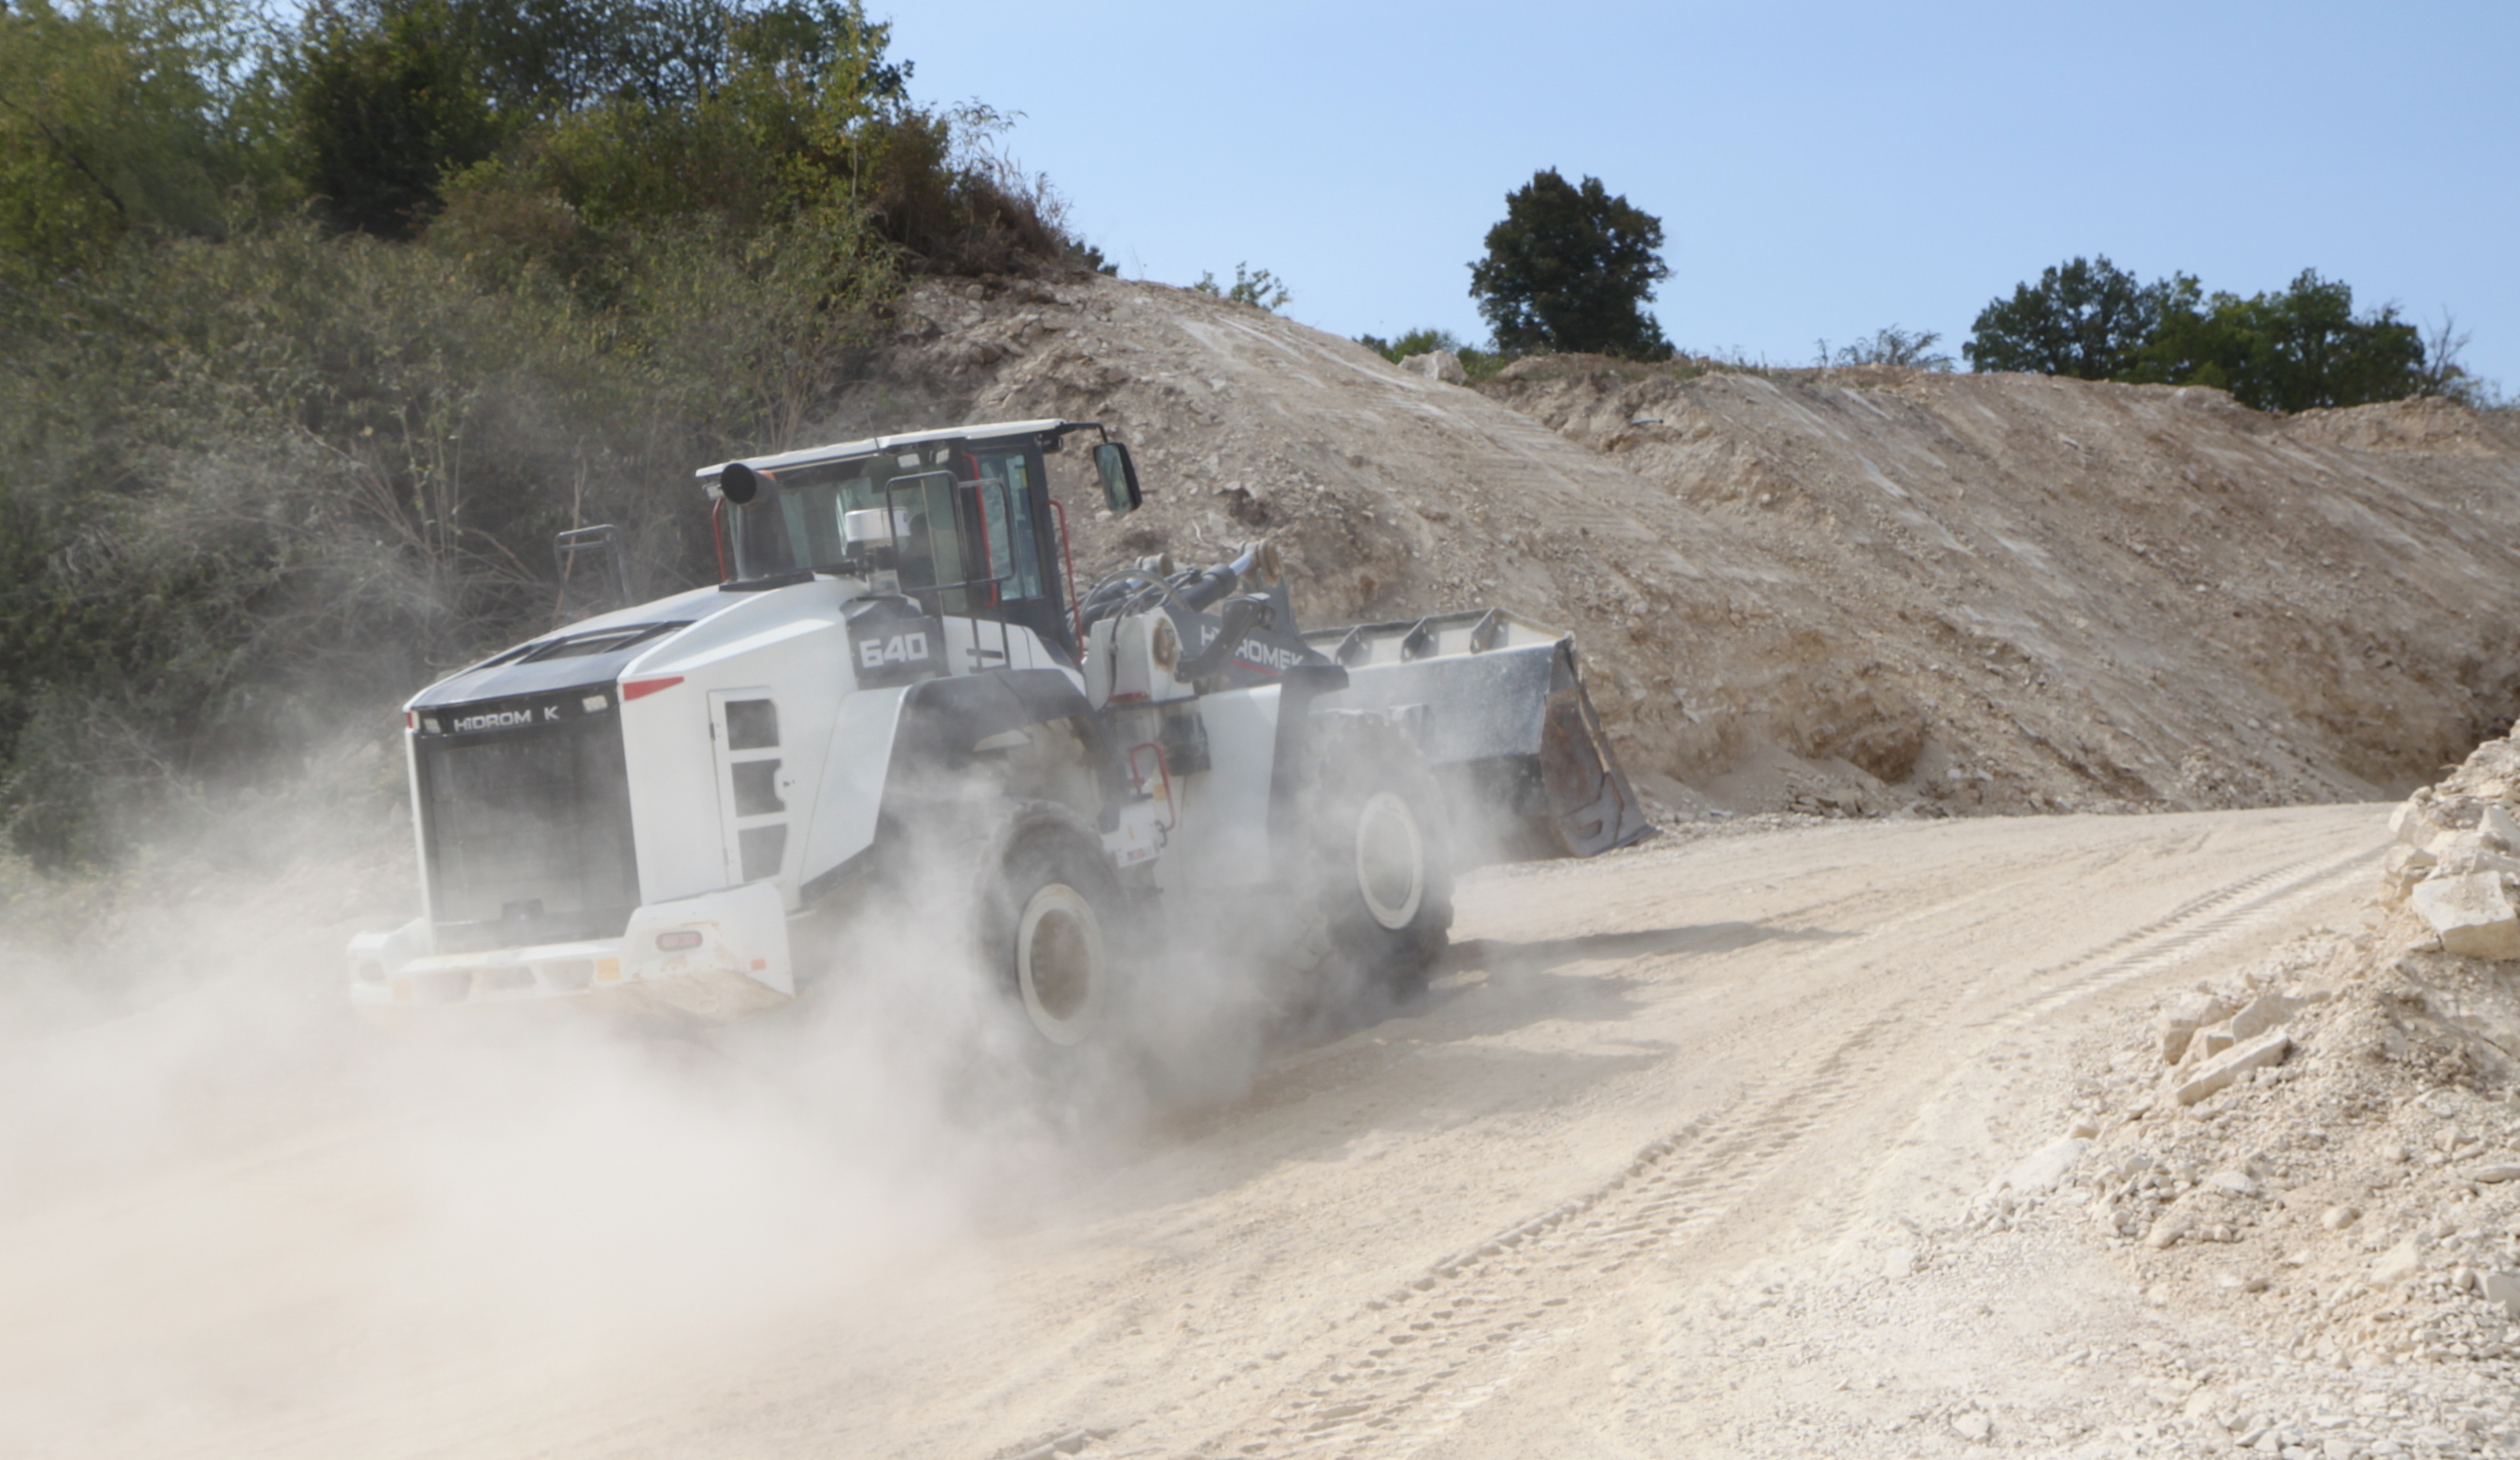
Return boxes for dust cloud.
[0,792,1317,1459]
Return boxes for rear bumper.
[347,883,793,1021]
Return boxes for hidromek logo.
[1192,626,1304,674]
[450,707,557,732]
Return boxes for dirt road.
[2,806,2401,1458]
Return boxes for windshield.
[721,445,1046,615]
[724,453,967,593]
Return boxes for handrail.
[1048,497,1081,651]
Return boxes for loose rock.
[2171,1030,2292,1105]
[2160,992,2237,1063]
[2408,871,2520,958]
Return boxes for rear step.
[1307,610,1653,863]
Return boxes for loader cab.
[709,426,1095,661]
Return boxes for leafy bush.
[1194,261,1289,311]
[1360,326,1460,362]
[1356,325,1503,381]
[1819,325,1954,371]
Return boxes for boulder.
[1402,350,1469,385]
[2172,1030,2291,1105]
[2410,872,2520,959]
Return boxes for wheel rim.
[1016,882,1104,1046]
[1354,792,1425,931]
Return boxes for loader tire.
[979,804,1127,1049]
[1306,714,1454,997]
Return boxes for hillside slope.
[840,275,2520,817]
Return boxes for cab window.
[968,451,1045,603]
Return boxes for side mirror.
[1093,442,1142,516]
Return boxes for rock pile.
[2383,740,2520,960]
[1953,728,2520,1451]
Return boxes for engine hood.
[408,585,740,710]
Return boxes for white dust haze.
[0,768,1348,1458]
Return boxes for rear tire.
[980,806,1126,1049]
[1306,715,1454,997]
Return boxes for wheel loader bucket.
[1306,610,1653,866]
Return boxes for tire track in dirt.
[1074,850,2367,1460]
[1974,843,2381,1032]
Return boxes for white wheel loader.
[347,419,1649,1040]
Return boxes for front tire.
[982,807,1126,1049]
[1307,715,1454,996]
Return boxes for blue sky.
[882,0,2517,394]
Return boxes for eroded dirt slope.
[1490,361,2520,815]
[841,275,2520,818]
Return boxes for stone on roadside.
[2320,1204,2361,1232]
[2228,992,2304,1043]
[2382,843,2437,895]
[2206,1169,2261,1197]
[2372,1238,2423,1285]
[2465,1162,2520,1184]
[2390,795,2435,846]
[2159,992,2236,1063]
[2171,1030,2291,1105]
[1987,1136,2089,1197]
[2423,831,2520,880]
[2410,872,2520,958]
[1951,1411,1993,1443]
[2485,1270,2520,1321]
[2482,802,2520,850]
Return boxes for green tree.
[282,0,912,240]
[285,0,503,237]
[0,0,277,279]
[1468,169,1670,358]
[1961,255,2157,379]
[1969,257,2434,413]
[2129,269,2423,412]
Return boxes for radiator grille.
[418,709,638,948]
